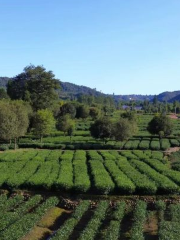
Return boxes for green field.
[18,134,180,151]
[13,114,180,151]
[0,149,180,195]
[0,192,180,240]
[1,113,180,239]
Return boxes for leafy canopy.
[113,118,136,141]
[90,116,137,143]
[33,109,55,141]
[7,65,60,110]
[0,100,30,148]
[56,114,75,136]
[90,117,113,143]
[147,114,173,136]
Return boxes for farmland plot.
[0,150,180,195]
[1,193,180,240]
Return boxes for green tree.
[153,95,158,106]
[76,105,89,119]
[11,101,31,147]
[0,102,17,144]
[147,114,173,137]
[113,118,136,141]
[67,122,75,142]
[33,109,55,142]
[59,102,76,118]
[89,107,100,120]
[173,101,179,114]
[121,111,137,122]
[0,88,9,100]
[56,114,75,137]
[0,100,30,149]
[7,65,60,110]
[90,118,113,144]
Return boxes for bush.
[0,144,9,151]
[160,139,171,150]
[147,114,173,136]
[138,140,150,150]
[150,140,161,150]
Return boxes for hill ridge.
[0,76,179,102]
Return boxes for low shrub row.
[73,151,91,193]
[159,203,180,240]
[130,201,147,240]
[0,196,59,240]
[104,159,135,194]
[104,201,126,240]
[141,157,180,186]
[0,195,42,231]
[116,157,157,194]
[18,138,178,150]
[78,201,109,240]
[52,200,90,240]
[89,160,115,194]
[130,159,179,194]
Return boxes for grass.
[38,207,70,229]
[21,226,51,240]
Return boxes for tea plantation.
[0,149,180,195]
[1,192,180,240]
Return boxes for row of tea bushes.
[18,137,180,150]
[159,203,180,239]
[78,201,109,240]
[130,201,147,240]
[103,201,126,240]
[2,192,180,240]
[130,159,179,194]
[0,150,180,195]
[0,195,42,231]
[0,195,59,240]
[51,200,90,240]
[73,150,91,193]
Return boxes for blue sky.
[0,0,180,95]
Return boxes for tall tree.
[89,107,100,120]
[121,111,137,122]
[147,114,173,137]
[59,102,76,118]
[33,109,55,142]
[7,65,60,110]
[113,118,136,141]
[0,88,9,100]
[0,102,17,144]
[76,105,89,119]
[56,114,75,137]
[90,118,113,144]
[0,100,30,149]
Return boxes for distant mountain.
[60,82,103,98]
[170,94,180,103]
[156,91,180,102]
[0,77,104,100]
[0,76,179,102]
[112,94,154,101]
[0,77,11,89]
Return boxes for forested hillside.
[157,91,180,102]
[0,76,179,102]
[60,81,103,98]
[0,77,11,88]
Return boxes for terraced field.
[18,135,180,151]
[0,150,180,195]
[1,193,180,240]
[13,114,180,151]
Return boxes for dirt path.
[164,147,180,155]
[169,114,178,119]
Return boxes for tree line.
[0,65,175,149]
